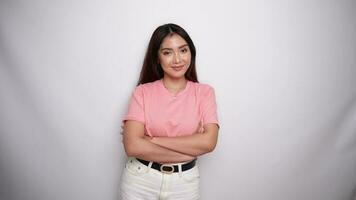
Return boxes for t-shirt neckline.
[159,79,191,98]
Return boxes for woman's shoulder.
[134,80,161,91]
[191,81,215,92]
[189,82,216,99]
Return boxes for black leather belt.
[136,158,196,174]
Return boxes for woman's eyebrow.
[160,44,188,51]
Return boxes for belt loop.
[146,161,153,172]
[148,161,153,168]
[178,164,182,177]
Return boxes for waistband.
[136,158,196,174]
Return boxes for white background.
[1,0,356,199]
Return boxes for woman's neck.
[162,77,187,93]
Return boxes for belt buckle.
[160,164,174,174]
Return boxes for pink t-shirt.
[123,79,219,137]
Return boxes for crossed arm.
[122,120,219,164]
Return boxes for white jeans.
[120,157,200,200]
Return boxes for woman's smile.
[172,65,185,71]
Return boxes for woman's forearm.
[124,135,195,164]
[123,120,195,163]
[150,134,211,156]
[150,125,218,157]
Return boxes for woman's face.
[158,33,191,80]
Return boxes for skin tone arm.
[148,123,219,157]
[122,120,196,164]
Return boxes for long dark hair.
[137,23,198,85]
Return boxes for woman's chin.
[165,74,186,80]
[164,71,187,80]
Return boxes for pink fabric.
[123,79,219,137]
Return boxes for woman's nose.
[173,52,181,63]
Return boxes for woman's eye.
[163,51,171,55]
[181,48,188,53]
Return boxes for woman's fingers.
[120,125,124,135]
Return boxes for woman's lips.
[172,65,184,71]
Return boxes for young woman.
[120,23,219,200]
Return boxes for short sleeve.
[201,86,219,127]
[122,85,145,124]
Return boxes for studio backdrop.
[1,0,356,200]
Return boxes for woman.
[121,23,219,200]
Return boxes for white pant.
[120,157,200,200]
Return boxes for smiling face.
[158,33,192,81]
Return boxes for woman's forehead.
[160,34,188,49]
